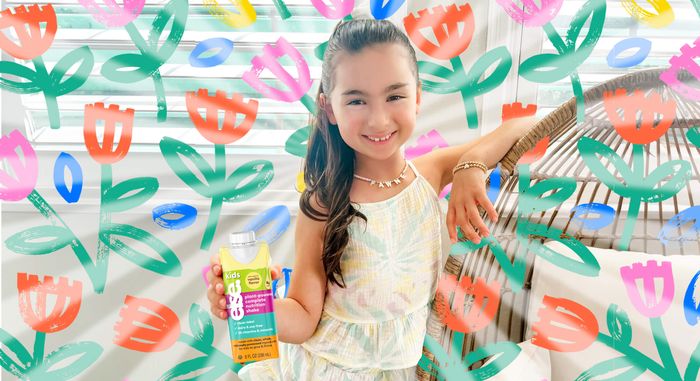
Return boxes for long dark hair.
[299,18,419,288]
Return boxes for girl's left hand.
[446,167,498,244]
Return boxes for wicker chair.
[417,68,700,381]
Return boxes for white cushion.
[482,340,551,381]
[527,240,700,381]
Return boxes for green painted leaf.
[0,61,40,93]
[575,356,645,381]
[148,0,188,63]
[5,225,74,255]
[27,341,102,381]
[100,223,181,276]
[160,136,215,197]
[223,160,274,203]
[285,125,310,159]
[50,46,95,95]
[188,304,214,347]
[606,304,632,346]
[102,177,159,213]
[0,328,30,378]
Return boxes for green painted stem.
[124,22,167,122]
[619,144,644,251]
[542,22,585,125]
[32,56,60,129]
[272,0,292,19]
[691,0,700,18]
[651,317,682,381]
[542,22,567,52]
[26,190,104,293]
[32,331,45,369]
[96,164,113,292]
[571,71,585,124]
[201,144,226,251]
[598,333,669,378]
[684,339,700,381]
[449,56,478,129]
[153,69,167,122]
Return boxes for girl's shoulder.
[411,155,443,196]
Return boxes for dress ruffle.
[301,305,429,369]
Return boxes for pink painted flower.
[311,0,354,19]
[496,0,564,27]
[660,36,700,102]
[242,37,312,103]
[0,130,38,201]
[620,260,675,318]
[78,0,145,27]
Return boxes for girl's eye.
[347,99,365,105]
[388,95,405,102]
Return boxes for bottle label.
[222,267,279,363]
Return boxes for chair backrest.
[417,68,700,381]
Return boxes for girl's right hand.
[206,253,282,320]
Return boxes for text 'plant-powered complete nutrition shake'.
[219,231,279,364]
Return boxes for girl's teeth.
[367,132,393,142]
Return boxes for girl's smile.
[363,130,397,144]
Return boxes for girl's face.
[322,43,421,162]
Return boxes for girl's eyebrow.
[340,82,408,97]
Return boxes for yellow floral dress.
[238,160,443,381]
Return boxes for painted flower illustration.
[186,89,259,145]
[114,295,181,352]
[435,274,501,333]
[17,273,82,333]
[620,260,675,318]
[0,4,56,60]
[603,87,677,145]
[532,295,599,352]
[403,3,475,60]
[83,103,135,164]
[0,130,38,201]
[242,37,313,104]
[496,0,564,27]
[78,0,145,27]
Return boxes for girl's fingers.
[468,205,489,237]
[210,304,227,320]
[462,220,480,244]
[479,193,499,223]
[453,205,469,241]
[270,264,283,280]
[446,205,457,242]
[456,206,479,243]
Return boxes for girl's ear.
[320,93,338,125]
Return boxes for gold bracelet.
[452,161,488,175]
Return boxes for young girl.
[207,18,536,380]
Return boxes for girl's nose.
[368,105,390,127]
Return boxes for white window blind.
[5,0,342,154]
